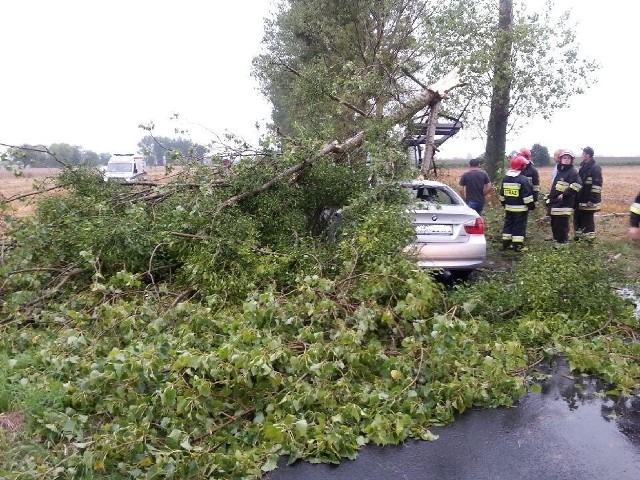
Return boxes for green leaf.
[261,455,279,472]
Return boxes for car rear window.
[407,186,460,205]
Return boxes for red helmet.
[510,155,527,171]
[519,148,532,160]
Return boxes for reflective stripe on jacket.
[577,159,603,211]
[549,164,581,213]
[499,171,534,213]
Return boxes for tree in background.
[531,143,551,166]
[4,145,50,167]
[3,143,100,168]
[484,0,513,180]
[137,135,207,166]
[423,0,597,178]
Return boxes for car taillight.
[464,217,485,235]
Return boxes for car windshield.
[107,163,133,173]
[405,185,461,206]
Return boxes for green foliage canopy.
[253,0,597,168]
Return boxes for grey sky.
[0,1,634,158]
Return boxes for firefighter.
[548,150,582,244]
[519,148,541,202]
[574,146,602,239]
[630,190,640,241]
[499,155,535,251]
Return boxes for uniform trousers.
[574,209,595,238]
[551,215,571,243]
[502,211,529,246]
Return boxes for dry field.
[437,165,638,214]
[1,165,638,231]
[438,165,639,245]
[0,166,172,218]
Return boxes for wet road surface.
[268,359,640,480]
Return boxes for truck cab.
[104,155,147,182]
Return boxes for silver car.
[401,180,486,274]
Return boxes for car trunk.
[411,204,477,243]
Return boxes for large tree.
[421,0,598,177]
[252,0,444,155]
[254,0,596,178]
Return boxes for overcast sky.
[0,1,635,159]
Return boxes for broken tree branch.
[2,184,66,204]
[214,70,463,214]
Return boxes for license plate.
[415,224,453,235]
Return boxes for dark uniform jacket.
[522,163,540,202]
[549,164,582,216]
[499,171,535,212]
[576,159,603,211]
[631,191,640,228]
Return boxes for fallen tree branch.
[509,356,545,376]
[3,184,66,204]
[23,267,84,310]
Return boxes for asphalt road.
[268,358,640,480]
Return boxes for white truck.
[104,154,147,182]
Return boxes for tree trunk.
[420,101,442,178]
[484,0,513,180]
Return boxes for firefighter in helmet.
[574,146,603,239]
[548,150,582,244]
[519,148,540,202]
[499,155,535,251]
[630,190,640,241]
